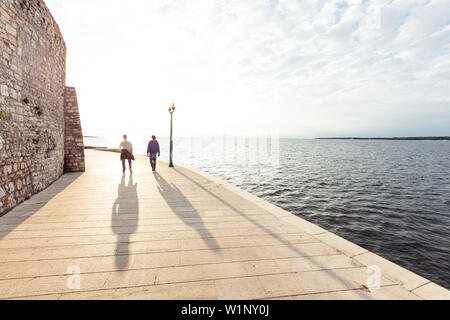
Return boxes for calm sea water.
[85,135,450,289]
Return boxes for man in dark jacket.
[147,135,160,171]
[119,135,135,174]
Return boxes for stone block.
[0,84,8,96]
[5,24,16,37]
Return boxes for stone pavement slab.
[0,149,448,300]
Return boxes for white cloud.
[44,0,450,137]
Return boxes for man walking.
[147,135,160,171]
[119,135,135,174]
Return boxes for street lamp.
[168,102,176,167]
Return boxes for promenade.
[0,150,448,299]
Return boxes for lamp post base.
[169,140,174,167]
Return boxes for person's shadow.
[112,174,139,270]
[154,172,220,252]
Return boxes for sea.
[85,135,450,289]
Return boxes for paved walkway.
[0,150,448,300]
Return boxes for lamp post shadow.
[154,172,221,253]
[111,174,139,270]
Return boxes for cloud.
[44,0,450,137]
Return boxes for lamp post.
[168,102,176,167]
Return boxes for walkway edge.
[172,162,450,300]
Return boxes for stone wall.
[0,0,84,215]
[64,86,85,172]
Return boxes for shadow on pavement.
[112,174,139,270]
[0,172,84,241]
[154,171,221,254]
[173,167,373,299]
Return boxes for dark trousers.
[149,154,157,171]
[122,159,132,171]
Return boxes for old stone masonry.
[0,0,85,215]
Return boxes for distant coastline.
[316,137,450,141]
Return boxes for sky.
[44,0,450,138]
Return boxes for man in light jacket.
[147,135,160,171]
